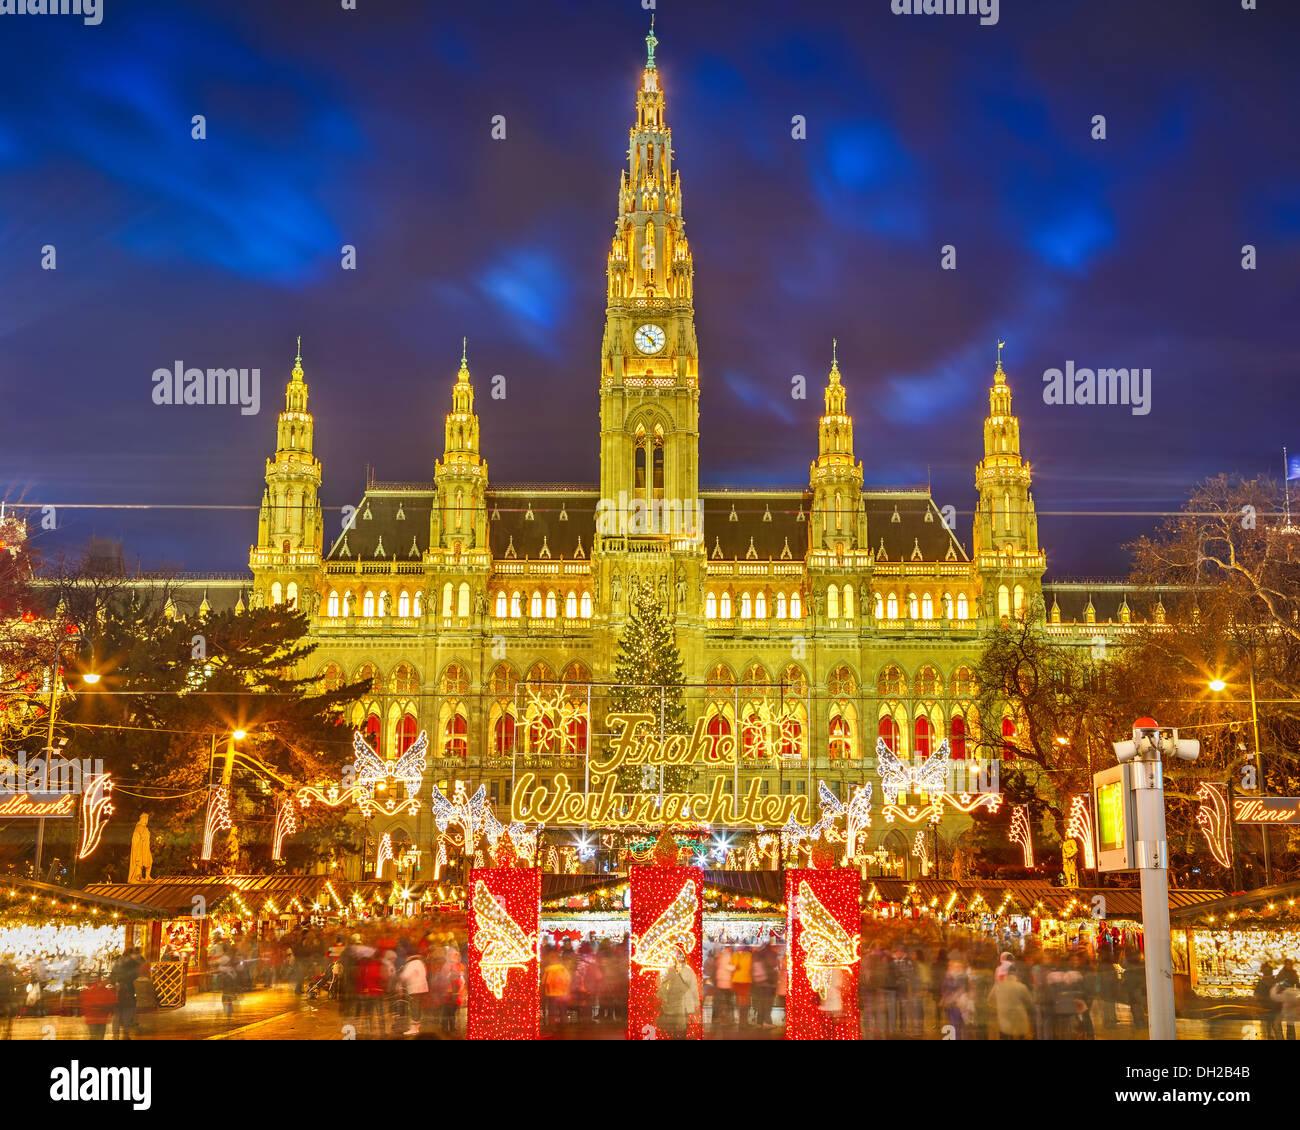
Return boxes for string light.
[1066,795,1096,870]
[1009,805,1034,867]
[77,772,114,859]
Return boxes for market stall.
[1169,882,1300,999]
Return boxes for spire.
[994,338,1007,385]
[645,14,657,70]
[829,337,841,383]
[457,337,470,383]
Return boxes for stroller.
[305,962,340,1002]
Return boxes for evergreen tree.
[606,580,693,793]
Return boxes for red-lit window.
[494,713,515,755]
[915,716,933,759]
[950,716,967,760]
[529,714,555,754]
[742,712,763,759]
[878,716,900,754]
[362,713,382,753]
[444,713,468,758]
[396,713,418,755]
[780,719,802,760]
[1001,717,1017,761]
[566,714,588,754]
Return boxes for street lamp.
[1208,678,1226,693]
[81,672,101,686]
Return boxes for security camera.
[1113,739,1138,762]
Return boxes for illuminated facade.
[238,29,1134,874]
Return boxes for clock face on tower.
[634,324,666,355]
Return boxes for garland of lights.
[1009,804,1034,867]
[375,833,394,879]
[1066,794,1096,870]
[272,792,298,862]
[521,687,588,754]
[1195,782,1232,869]
[911,830,930,871]
[628,868,702,1040]
[77,773,114,860]
[200,785,232,861]
[785,869,860,1040]
[468,868,540,1040]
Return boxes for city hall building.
[226,29,1157,876]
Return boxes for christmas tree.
[608,580,693,794]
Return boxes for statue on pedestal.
[1061,840,1080,888]
[128,814,153,883]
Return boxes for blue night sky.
[0,0,1297,577]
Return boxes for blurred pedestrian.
[80,978,116,1040]
[398,951,429,1035]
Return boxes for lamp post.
[1208,673,1269,886]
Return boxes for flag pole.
[1285,447,1292,528]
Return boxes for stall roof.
[1169,881,1300,928]
[83,874,345,916]
[2,877,171,921]
[864,879,1224,921]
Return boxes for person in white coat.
[398,952,430,1034]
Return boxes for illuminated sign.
[0,792,76,818]
[1093,763,1136,872]
[1232,797,1300,825]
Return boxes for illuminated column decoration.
[1066,794,1096,869]
[784,869,861,1041]
[628,866,703,1041]
[911,830,929,873]
[1009,804,1034,867]
[201,785,232,861]
[433,836,448,879]
[272,793,298,862]
[77,773,114,859]
[375,833,394,879]
[1195,782,1231,869]
[467,867,540,1040]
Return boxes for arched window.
[921,592,933,619]
[998,585,1011,620]
[908,593,919,619]
[442,583,454,617]
[877,716,900,755]
[950,716,967,760]
[494,713,516,755]
[887,592,898,619]
[1003,491,1011,532]
[457,582,471,618]
[776,592,787,619]
[494,591,507,618]
[844,584,855,621]
[829,714,852,760]
[834,489,843,530]
[706,713,731,741]
[530,591,543,618]
[755,591,767,618]
[444,712,468,758]
[413,591,423,617]
[567,713,588,754]
[873,592,884,619]
[943,592,953,619]
[396,713,418,755]
[653,434,665,493]
[398,590,411,618]
[362,712,382,754]
[1013,584,1026,620]
[705,592,717,619]
[1001,717,1017,760]
[327,591,340,617]
[720,592,732,619]
[957,592,968,619]
[780,716,803,760]
[790,591,801,619]
[565,591,578,618]
[511,591,523,618]
[271,581,283,606]
[740,592,752,619]
[827,584,840,620]
[529,711,556,754]
[580,592,592,618]
[362,591,375,618]
[286,582,298,609]
[545,591,558,618]
[915,716,933,758]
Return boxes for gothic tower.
[250,339,323,611]
[809,341,865,555]
[597,21,700,535]
[973,348,1045,622]
[432,340,488,553]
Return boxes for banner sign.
[0,793,76,818]
[1232,797,1300,825]
[467,867,540,1040]
[628,866,702,1040]
[785,869,861,1041]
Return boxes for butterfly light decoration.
[471,881,538,999]
[795,880,861,1000]
[631,880,698,972]
[875,737,951,805]
[351,728,428,817]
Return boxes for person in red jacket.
[80,980,116,1040]
[356,954,388,1038]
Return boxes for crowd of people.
[540,937,630,1028]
